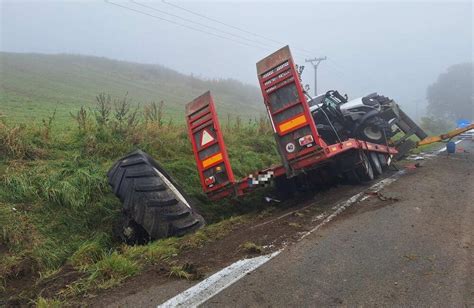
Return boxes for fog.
[1,0,472,117]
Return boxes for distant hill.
[0,52,264,123]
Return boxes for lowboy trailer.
[185,46,399,201]
[109,45,462,243]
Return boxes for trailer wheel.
[274,175,296,200]
[108,150,205,243]
[343,169,362,184]
[377,153,388,168]
[368,152,383,176]
[354,151,374,182]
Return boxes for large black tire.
[377,153,389,169]
[108,150,204,243]
[343,169,362,184]
[354,151,374,182]
[273,175,296,200]
[358,116,391,144]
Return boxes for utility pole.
[305,56,327,96]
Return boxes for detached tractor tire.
[107,150,204,244]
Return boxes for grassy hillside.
[0,96,279,304]
[0,52,264,124]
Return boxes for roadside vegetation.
[0,52,264,124]
[0,93,279,305]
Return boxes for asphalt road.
[202,140,474,307]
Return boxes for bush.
[420,116,453,135]
[0,122,37,159]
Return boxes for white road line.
[157,171,405,308]
[299,170,404,241]
[157,142,460,307]
[158,251,281,308]
[437,139,463,153]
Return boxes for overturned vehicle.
[108,45,432,244]
[308,90,427,153]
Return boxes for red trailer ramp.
[185,91,235,195]
[256,46,327,177]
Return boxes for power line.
[157,1,375,91]
[161,0,314,57]
[107,0,375,94]
[104,0,270,52]
[130,0,272,49]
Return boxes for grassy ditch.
[0,94,280,304]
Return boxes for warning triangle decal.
[201,129,215,147]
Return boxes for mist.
[1,0,472,118]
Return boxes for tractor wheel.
[358,116,391,144]
[354,151,374,182]
[368,152,383,176]
[108,150,204,243]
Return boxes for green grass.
[0,52,264,125]
[240,241,263,254]
[0,97,279,304]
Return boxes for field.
[0,53,280,305]
[0,52,264,124]
[0,97,281,305]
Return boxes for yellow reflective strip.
[202,153,223,168]
[279,114,307,133]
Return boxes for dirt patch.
[1,256,39,306]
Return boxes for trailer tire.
[354,151,374,182]
[108,150,204,243]
[343,169,362,184]
[377,153,388,168]
[368,152,383,176]
[274,175,296,200]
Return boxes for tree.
[426,63,473,121]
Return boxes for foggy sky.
[1,0,472,117]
